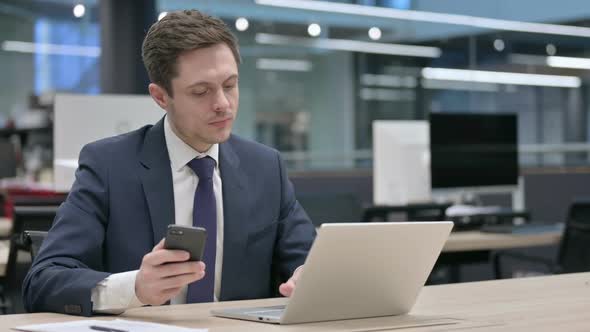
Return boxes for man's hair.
[142,9,241,96]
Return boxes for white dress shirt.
[91,116,225,313]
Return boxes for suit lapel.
[219,137,248,299]
[139,118,175,246]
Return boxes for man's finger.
[156,261,205,278]
[145,249,190,266]
[159,271,205,290]
[279,279,295,297]
[152,238,166,252]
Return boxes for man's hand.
[135,239,206,305]
[279,266,304,297]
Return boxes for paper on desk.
[13,318,207,332]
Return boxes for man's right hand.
[135,238,206,305]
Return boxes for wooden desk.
[443,229,562,253]
[1,273,588,331]
[438,229,562,282]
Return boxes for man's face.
[151,43,239,152]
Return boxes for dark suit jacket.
[22,118,316,316]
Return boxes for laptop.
[212,221,453,324]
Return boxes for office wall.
[427,85,573,167]
[0,13,34,120]
[525,171,590,222]
[308,52,355,169]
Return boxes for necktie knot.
[187,156,216,180]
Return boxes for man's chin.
[208,130,232,144]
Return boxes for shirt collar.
[163,115,219,172]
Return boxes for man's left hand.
[279,266,304,297]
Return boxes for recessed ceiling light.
[73,4,85,18]
[493,39,505,52]
[307,23,321,37]
[368,27,382,41]
[235,17,249,31]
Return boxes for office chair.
[0,206,58,314]
[297,193,363,226]
[493,200,590,278]
[22,231,48,261]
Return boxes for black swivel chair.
[0,206,58,314]
[493,200,590,278]
[22,231,49,261]
[297,193,363,226]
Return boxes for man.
[23,10,316,316]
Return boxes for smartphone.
[164,225,207,261]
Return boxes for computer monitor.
[54,94,163,192]
[429,112,518,189]
[373,120,431,205]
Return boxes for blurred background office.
[1,0,590,313]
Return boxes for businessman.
[23,9,316,316]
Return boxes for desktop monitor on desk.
[429,112,519,204]
[430,112,518,188]
[373,120,431,205]
[53,94,163,192]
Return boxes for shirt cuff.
[91,270,145,314]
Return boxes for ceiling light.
[421,79,500,92]
[547,56,590,70]
[508,53,547,66]
[361,74,416,88]
[307,23,321,37]
[256,58,312,71]
[235,17,249,31]
[368,27,382,41]
[493,39,505,52]
[360,88,416,102]
[255,33,441,58]
[422,67,581,88]
[73,4,85,18]
[255,0,590,38]
[158,12,167,21]
[1,40,101,57]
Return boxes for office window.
[34,18,100,95]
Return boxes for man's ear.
[148,83,170,110]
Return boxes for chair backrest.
[5,206,59,282]
[297,193,363,226]
[557,200,590,273]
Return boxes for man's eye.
[223,85,236,90]
[193,90,208,96]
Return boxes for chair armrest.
[21,230,48,260]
